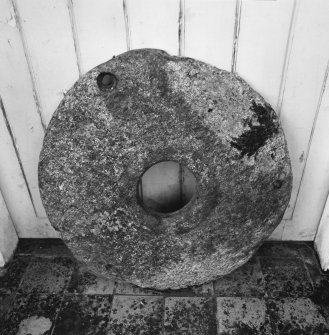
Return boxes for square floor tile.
[217,297,270,335]
[0,256,30,294]
[267,298,329,334]
[33,238,73,258]
[214,257,264,297]
[260,257,312,298]
[303,255,327,287]
[115,281,162,296]
[53,294,112,335]
[67,266,115,295]
[309,278,329,323]
[15,239,38,255]
[0,293,15,319]
[109,295,164,335]
[164,297,217,335]
[19,257,74,294]
[296,242,317,261]
[257,242,304,259]
[0,294,62,335]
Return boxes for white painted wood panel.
[0,189,17,266]
[70,0,127,74]
[236,0,295,108]
[236,0,297,230]
[0,97,58,238]
[0,0,328,242]
[268,221,285,241]
[125,0,180,55]
[315,193,329,271]
[0,0,46,218]
[279,0,329,224]
[184,0,236,71]
[283,65,329,240]
[15,0,80,126]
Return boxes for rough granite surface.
[38,49,292,290]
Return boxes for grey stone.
[39,49,292,290]
[164,297,217,334]
[109,296,164,335]
[216,297,269,334]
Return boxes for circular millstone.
[39,49,292,290]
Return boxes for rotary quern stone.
[39,49,292,290]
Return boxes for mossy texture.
[39,49,292,289]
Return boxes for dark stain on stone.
[202,235,219,255]
[230,101,279,157]
[273,179,283,189]
[149,57,170,99]
[175,225,192,235]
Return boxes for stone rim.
[39,49,292,290]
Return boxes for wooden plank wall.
[0,0,328,240]
[0,188,18,266]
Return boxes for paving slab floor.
[0,239,328,334]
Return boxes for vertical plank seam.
[276,0,299,116]
[179,0,185,56]
[123,0,131,51]
[275,0,299,239]
[0,96,38,217]
[231,0,242,73]
[290,59,329,219]
[280,219,291,241]
[278,219,288,241]
[11,0,47,132]
[67,0,83,76]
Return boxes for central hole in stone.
[137,161,197,214]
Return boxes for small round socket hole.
[97,72,117,91]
